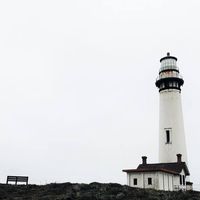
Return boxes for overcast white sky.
[0,0,200,188]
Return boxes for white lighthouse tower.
[156,53,188,164]
[123,53,193,191]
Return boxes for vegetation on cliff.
[0,182,200,200]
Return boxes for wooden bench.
[6,176,28,185]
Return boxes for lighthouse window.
[166,130,171,143]
[160,83,165,89]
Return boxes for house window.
[165,129,172,144]
[183,175,185,185]
[180,175,182,185]
[133,178,137,185]
[148,178,152,185]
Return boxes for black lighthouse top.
[160,52,177,62]
[155,53,184,92]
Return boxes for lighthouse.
[123,53,193,191]
[155,53,188,164]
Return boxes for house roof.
[122,168,179,175]
[123,162,190,176]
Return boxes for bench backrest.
[6,176,28,185]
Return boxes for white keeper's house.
[123,53,193,191]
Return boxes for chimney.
[142,156,147,165]
[177,154,182,163]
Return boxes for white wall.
[127,172,143,188]
[127,171,187,191]
[127,172,163,190]
[159,89,188,164]
[173,170,187,191]
[157,172,174,191]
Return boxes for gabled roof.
[123,168,179,175]
[123,162,190,176]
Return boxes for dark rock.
[116,192,125,199]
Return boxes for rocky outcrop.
[0,182,200,200]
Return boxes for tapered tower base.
[159,89,187,163]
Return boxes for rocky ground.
[0,182,200,200]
